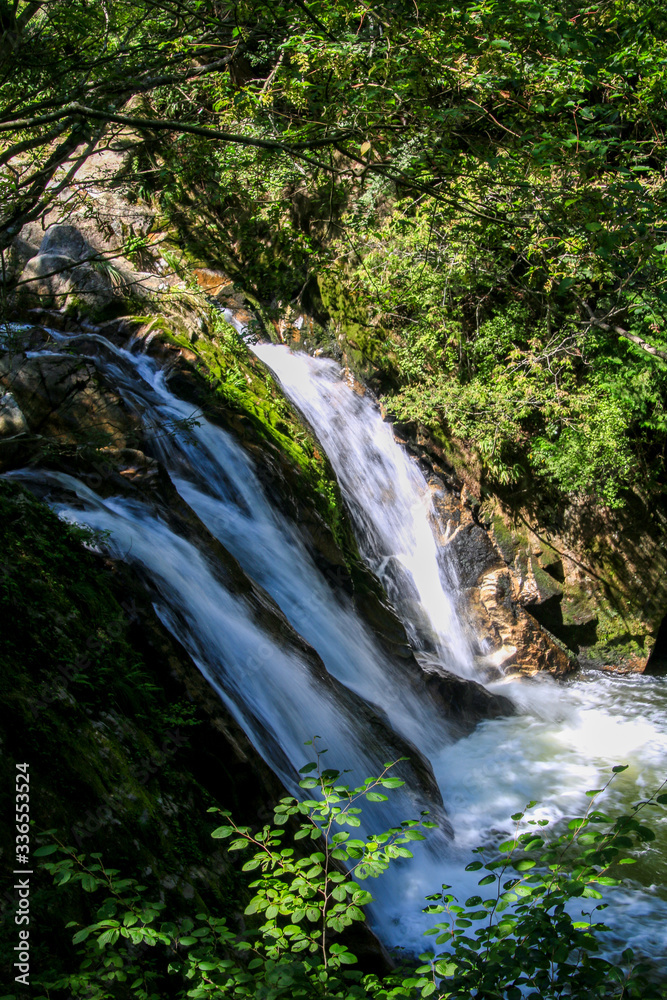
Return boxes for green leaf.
[211,826,233,839]
[97,929,120,948]
[499,839,517,852]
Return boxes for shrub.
[25,755,667,1000]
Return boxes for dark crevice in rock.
[528,593,599,655]
[644,613,667,676]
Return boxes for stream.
[6,328,667,960]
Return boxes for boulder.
[38,224,90,259]
[0,350,138,465]
[17,224,122,316]
[19,252,117,314]
[0,392,28,437]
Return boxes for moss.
[491,515,522,564]
[530,557,563,601]
[0,480,260,981]
[574,597,651,665]
[166,318,350,551]
[317,274,398,389]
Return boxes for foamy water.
[4,331,666,963]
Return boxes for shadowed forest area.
[2,2,667,999]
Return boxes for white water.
[8,465,442,834]
[253,343,667,955]
[7,332,667,960]
[252,344,476,676]
[38,334,451,757]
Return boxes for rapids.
[254,343,667,956]
[5,329,667,959]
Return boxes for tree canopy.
[3,0,667,503]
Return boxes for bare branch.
[580,299,667,364]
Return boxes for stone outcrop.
[484,501,666,672]
[425,478,574,679]
[17,224,121,314]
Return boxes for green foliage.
[338,198,667,504]
[417,768,667,1000]
[4,0,667,505]
[25,756,667,1000]
[29,748,433,999]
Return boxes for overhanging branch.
[0,103,353,171]
[580,300,667,363]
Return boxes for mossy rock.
[0,479,285,983]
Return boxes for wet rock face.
[1,351,133,447]
[425,478,575,680]
[486,505,664,672]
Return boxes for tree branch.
[0,103,353,167]
[580,300,667,363]
[16,0,42,31]
[289,0,336,41]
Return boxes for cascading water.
[6,329,667,960]
[253,343,667,956]
[252,344,475,677]
[6,465,439,831]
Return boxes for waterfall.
[252,343,667,956]
[6,330,667,960]
[9,465,445,830]
[252,345,476,677]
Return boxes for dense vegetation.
[3,2,667,995]
[26,755,667,1000]
[3,0,667,505]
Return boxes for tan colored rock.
[426,480,576,679]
